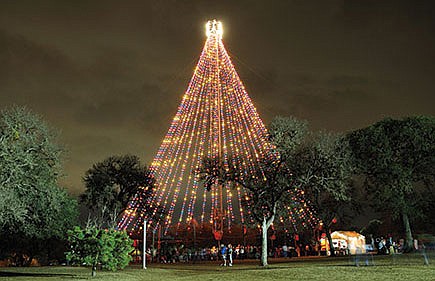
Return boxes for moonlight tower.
[118,21,314,239]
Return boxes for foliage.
[268,116,308,160]
[0,106,78,264]
[198,156,293,266]
[199,156,294,230]
[360,219,383,239]
[270,118,354,202]
[270,117,354,255]
[288,132,353,207]
[198,116,354,263]
[347,116,435,251]
[235,158,293,225]
[81,155,155,224]
[293,134,353,254]
[66,225,133,277]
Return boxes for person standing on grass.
[220,244,228,266]
[296,244,301,257]
[282,244,288,258]
[240,245,245,259]
[227,244,233,266]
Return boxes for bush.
[66,226,133,277]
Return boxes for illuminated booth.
[331,231,366,255]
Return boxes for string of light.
[117,20,318,235]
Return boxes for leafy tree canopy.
[0,106,77,237]
[347,116,435,250]
[81,155,155,220]
[66,226,133,277]
[0,106,78,263]
[198,155,292,266]
[270,117,354,255]
[270,117,354,220]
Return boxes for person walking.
[220,244,227,266]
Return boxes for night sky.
[1,0,434,195]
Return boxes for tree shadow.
[0,271,76,278]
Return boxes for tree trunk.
[325,226,335,257]
[261,218,269,267]
[260,210,276,267]
[402,212,414,252]
[92,256,98,277]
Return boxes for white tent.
[331,231,366,255]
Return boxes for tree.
[66,225,133,277]
[347,116,435,251]
[287,133,354,256]
[269,117,354,256]
[198,156,293,266]
[0,106,78,264]
[81,155,155,225]
[268,116,308,159]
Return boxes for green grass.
[1,253,434,281]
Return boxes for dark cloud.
[0,0,434,194]
[326,75,369,87]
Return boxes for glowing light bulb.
[206,19,223,39]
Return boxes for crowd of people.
[139,242,314,265]
[140,244,265,264]
[135,235,426,265]
[370,236,420,255]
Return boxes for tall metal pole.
[143,219,147,269]
[209,20,225,246]
[215,22,224,244]
[152,229,155,262]
[192,220,197,250]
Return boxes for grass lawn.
[0,253,433,281]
